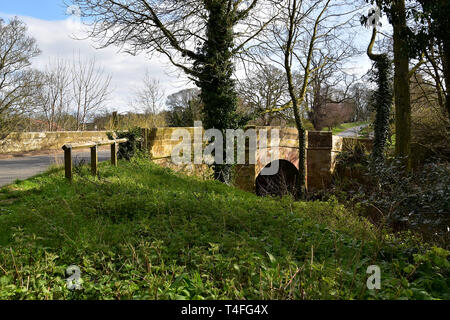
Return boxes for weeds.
[0,157,448,300]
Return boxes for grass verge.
[0,157,448,300]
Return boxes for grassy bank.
[0,157,448,300]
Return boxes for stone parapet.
[0,131,114,154]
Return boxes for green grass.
[331,122,369,135]
[0,157,448,300]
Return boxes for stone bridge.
[141,126,372,195]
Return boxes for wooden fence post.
[63,145,73,181]
[111,142,118,167]
[141,127,148,151]
[91,144,98,176]
[62,139,127,180]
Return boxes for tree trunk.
[441,30,450,120]
[393,0,412,169]
[436,0,450,122]
[367,28,393,165]
[195,2,239,184]
[284,0,307,199]
[286,69,306,199]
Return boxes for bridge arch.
[255,159,299,197]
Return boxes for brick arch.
[255,159,299,197]
[255,146,300,177]
[241,129,334,192]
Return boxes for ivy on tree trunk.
[194,2,242,183]
[392,0,412,169]
[367,28,393,165]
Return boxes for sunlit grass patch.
[0,156,447,300]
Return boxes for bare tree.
[166,88,202,127]
[37,58,72,131]
[0,17,41,138]
[131,71,166,128]
[302,28,360,130]
[409,71,450,161]
[134,73,164,115]
[71,54,111,130]
[237,64,290,125]
[412,0,450,127]
[262,0,360,197]
[68,0,276,182]
[349,82,372,122]
[418,39,448,122]
[307,71,359,130]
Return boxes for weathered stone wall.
[147,127,204,160]
[236,126,300,192]
[0,128,374,191]
[244,129,333,192]
[331,136,374,171]
[142,126,372,193]
[146,127,211,176]
[306,131,333,191]
[0,131,114,154]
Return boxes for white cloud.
[1,13,194,113]
[2,9,393,114]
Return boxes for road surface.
[337,124,371,137]
[0,149,111,188]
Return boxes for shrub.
[108,127,143,160]
[330,141,449,248]
[332,142,371,190]
[410,107,450,167]
[343,160,448,247]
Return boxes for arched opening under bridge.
[255,160,299,197]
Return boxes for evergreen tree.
[194,2,247,182]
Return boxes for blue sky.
[0,0,68,20]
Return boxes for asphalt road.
[337,124,370,137]
[0,150,111,188]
